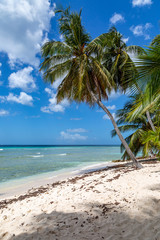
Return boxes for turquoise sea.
[0,145,122,184]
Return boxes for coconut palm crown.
[40,8,112,106]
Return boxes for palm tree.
[141,128,160,155]
[126,83,157,131]
[111,95,158,159]
[101,27,144,91]
[129,35,160,121]
[40,8,142,168]
[101,28,157,132]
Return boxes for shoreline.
[0,160,118,201]
[0,158,158,208]
[0,160,160,240]
[0,156,158,201]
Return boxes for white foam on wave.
[0,149,3,151]
[32,155,44,158]
[58,153,67,156]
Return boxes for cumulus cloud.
[110,13,125,24]
[0,109,9,116]
[130,23,152,40]
[60,129,88,141]
[0,0,55,67]
[6,92,33,106]
[132,0,152,7]
[41,88,70,113]
[103,113,117,121]
[8,66,36,91]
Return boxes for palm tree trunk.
[146,111,156,132]
[89,91,143,169]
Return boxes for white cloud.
[0,0,55,67]
[96,105,116,112]
[96,109,103,113]
[59,34,64,41]
[8,66,36,91]
[130,23,152,40]
[107,105,116,110]
[41,88,70,113]
[132,0,152,7]
[108,90,122,100]
[60,130,88,141]
[0,109,9,116]
[110,13,125,24]
[122,37,129,43]
[67,128,87,133]
[127,52,139,64]
[103,113,117,121]
[6,92,33,106]
[0,96,5,102]
[52,77,63,90]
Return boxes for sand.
[0,161,160,240]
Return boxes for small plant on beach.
[40,7,142,168]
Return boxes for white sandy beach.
[0,161,160,240]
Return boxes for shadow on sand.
[2,184,160,240]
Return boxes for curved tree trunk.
[89,90,143,169]
[146,111,156,132]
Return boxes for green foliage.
[111,95,158,159]
[40,8,142,107]
[141,127,160,155]
[40,7,160,162]
[40,8,115,106]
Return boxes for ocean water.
[0,146,121,184]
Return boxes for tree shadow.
[3,194,160,240]
[148,183,160,192]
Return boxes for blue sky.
[0,0,159,145]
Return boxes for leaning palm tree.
[40,8,142,168]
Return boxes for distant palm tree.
[40,8,142,168]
